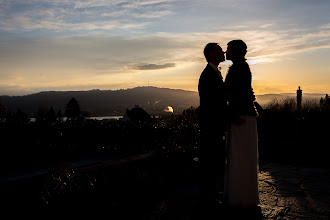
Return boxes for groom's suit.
[198,63,227,206]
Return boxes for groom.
[198,43,227,211]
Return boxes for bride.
[224,39,260,209]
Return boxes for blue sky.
[0,0,330,95]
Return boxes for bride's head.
[226,40,247,62]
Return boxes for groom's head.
[204,43,225,65]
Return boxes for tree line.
[0,95,329,178]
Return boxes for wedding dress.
[224,115,260,208]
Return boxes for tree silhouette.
[14,108,30,125]
[320,94,330,111]
[36,107,48,125]
[0,103,6,123]
[45,106,56,125]
[65,98,81,121]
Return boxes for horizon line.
[0,85,328,97]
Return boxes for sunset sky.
[0,0,330,96]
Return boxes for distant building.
[122,105,153,123]
[297,86,302,111]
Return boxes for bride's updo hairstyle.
[228,40,247,61]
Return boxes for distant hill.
[0,87,199,117]
[0,86,325,117]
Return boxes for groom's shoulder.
[200,64,212,78]
[203,64,213,72]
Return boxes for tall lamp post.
[297,86,302,112]
[296,86,302,141]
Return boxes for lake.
[88,116,123,120]
[30,116,123,122]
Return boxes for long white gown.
[224,115,260,208]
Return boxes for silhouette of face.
[210,45,225,64]
[225,45,232,61]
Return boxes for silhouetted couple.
[198,40,260,218]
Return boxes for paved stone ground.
[1,155,329,219]
[259,163,329,220]
[140,163,330,220]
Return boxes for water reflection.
[30,116,124,122]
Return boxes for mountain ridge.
[0,86,326,116]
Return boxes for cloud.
[132,10,172,18]
[321,23,330,29]
[260,24,273,28]
[73,0,174,9]
[0,0,175,33]
[1,20,330,95]
[73,0,123,9]
[0,16,150,31]
[134,63,175,70]
[200,28,330,63]
[0,36,191,81]
[154,26,330,63]
[1,27,330,81]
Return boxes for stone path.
[145,163,330,220]
[1,155,329,219]
[259,163,329,220]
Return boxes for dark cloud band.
[135,63,176,70]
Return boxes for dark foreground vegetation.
[0,95,329,212]
[258,96,330,167]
